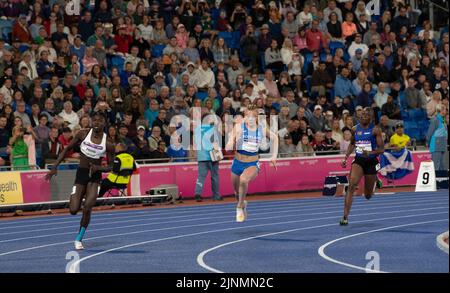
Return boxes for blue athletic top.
[354,123,378,159]
[236,123,263,156]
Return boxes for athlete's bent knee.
[69,207,79,215]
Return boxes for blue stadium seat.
[417,119,430,140]
[404,121,420,140]
[343,51,350,62]
[152,44,166,58]
[218,31,233,48]
[329,41,345,54]
[304,76,312,95]
[260,52,266,72]
[196,91,208,101]
[409,108,426,120]
[1,26,12,41]
[303,52,313,75]
[211,8,221,22]
[110,56,125,72]
[398,92,407,110]
[18,45,30,53]
[230,31,241,50]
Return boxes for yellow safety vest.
[107,153,134,184]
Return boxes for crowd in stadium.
[0,0,448,170]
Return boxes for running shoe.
[236,207,245,222]
[339,217,348,226]
[74,241,84,250]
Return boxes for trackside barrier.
[0,151,434,210]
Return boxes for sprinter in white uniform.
[46,112,115,250]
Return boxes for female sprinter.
[226,105,279,222]
[340,107,384,225]
[46,112,115,249]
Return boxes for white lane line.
[1,194,446,233]
[2,196,447,236]
[2,206,447,258]
[317,220,449,273]
[69,212,449,273]
[0,191,444,228]
[0,201,445,243]
[0,196,349,229]
[1,195,345,226]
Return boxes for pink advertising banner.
[8,151,432,204]
[20,171,52,203]
[136,151,432,198]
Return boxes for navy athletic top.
[354,123,378,159]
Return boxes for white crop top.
[80,129,107,159]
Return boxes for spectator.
[390,122,411,151]
[58,101,79,130]
[311,61,333,97]
[14,101,31,128]
[306,20,327,52]
[378,115,394,142]
[324,127,339,154]
[426,105,448,171]
[340,128,352,154]
[150,140,170,163]
[405,77,425,109]
[381,95,402,121]
[374,82,389,109]
[309,105,326,133]
[348,34,368,58]
[311,131,327,154]
[334,67,358,99]
[279,134,296,157]
[426,91,443,119]
[9,126,30,170]
[323,1,342,23]
[265,39,284,73]
[296,134,314,157]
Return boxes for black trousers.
[98,178,128,197]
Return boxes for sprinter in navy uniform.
[340,108,384,225]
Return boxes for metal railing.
[0,165,40,171]
[0,146,421,169]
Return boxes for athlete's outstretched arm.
[225,124,241,151]
[268,129,279,168]
[45,131,85,180]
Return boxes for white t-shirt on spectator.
[59,111,80,131]
[348,42,369,58]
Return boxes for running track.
[0,190,448,273]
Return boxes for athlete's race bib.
[355,141,372,155]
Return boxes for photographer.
[230,3,247,30]
[239,24,259,71]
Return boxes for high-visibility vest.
[107,153,134,184]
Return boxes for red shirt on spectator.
[12,22,31,43]
[76,83,87,100]
[114,34,133,54]
[306,29,327,52]
[58,134,75,158]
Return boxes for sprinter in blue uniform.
[340,108,384,225]
[226,105,279,222]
